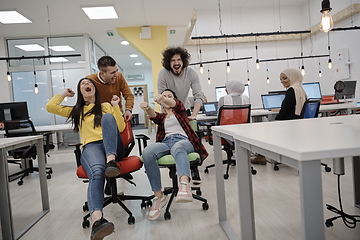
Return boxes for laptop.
[203,102,218,116]
[261,94,286,110]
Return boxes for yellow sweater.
[46,94,125,146]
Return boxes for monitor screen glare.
[302,82,322,99]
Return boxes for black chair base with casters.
[5,120,54,185]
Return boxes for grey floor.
[3,127,360,240]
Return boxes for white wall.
[188,1,360,109]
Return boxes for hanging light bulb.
[226,62,230,73]
[301,65,306,76]
[207,77,211,84]
[247,78,250,85]
[199,63,204,74]
[320,0,333,33]
[34,84,39,94]
[328,58,332,69]
[266,76,270,84]
[7,71,12,81]
[207,66,211,84]
[319,70,322,77]
[256,59,260,70]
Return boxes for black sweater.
[275,87,301,120]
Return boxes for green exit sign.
[169,30,176,34]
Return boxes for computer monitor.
[0,102,29,129]
[268,90,287,95]
[202,101,218,116]
[343,80,357,99]
[215,84,250,101]
[302,82,322,100]
[261,94,286,110]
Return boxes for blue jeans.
[80,113,124,214]
[142,134,194,192]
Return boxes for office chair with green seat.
[203,104,257,179]
[4,119,54,185]
[74,121,153,228]
[135,120,209,220]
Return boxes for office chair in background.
[74,121,153,228]
[203,104,257,179]
[5,119,53,185]
[272,99,331,172]
[136,120,209,220]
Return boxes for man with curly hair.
[157,46,205,184]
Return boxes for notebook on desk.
[261,94,285,110]
[203,102,218,116]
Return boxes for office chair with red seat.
[74,121,152,228]
[203,104,257,179]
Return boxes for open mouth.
[85,87,92,92]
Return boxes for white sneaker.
[148,195,167,221]
[176,182,193,203]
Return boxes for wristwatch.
[125,109,132,113]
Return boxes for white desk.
[211,115,360,240]
[0,135,50,240]
[0,124,74,151]
[319,101,359,116]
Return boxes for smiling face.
[100,65,118,84]
[170,54,183,76]
[79,79,96,100]
[280,73,291,88]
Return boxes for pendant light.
[300,37,305,76]
[318,59,322,77]
[225,39,230,73]
[327,32,332,69]
[207,66,211,84]
[266,63,270,84]
[246,60,250,85]
[255,37,260,70]
[320,0,334,33]
[33,59,39,94]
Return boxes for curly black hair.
[161,47,190,70]
[161,88,178,99]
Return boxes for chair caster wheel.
[146,200,152,207]
[141,202,147,209]
[48,169,53,174]
[325,166,331,172]
[204,169,209,174]
[224,174,229,179]
[274,165,279,171]
[82,220,90,228]
[251,169,257,175]
[83,203,88,212]
[202,202,209,210]
[46,174,51,179]
[128,216,135,225]
[164,211,171,220]
[196,189,202,196]
[18,180,23,186]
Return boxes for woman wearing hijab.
[275,68,308,120]
[218,80,250,110]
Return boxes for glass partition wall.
[6,34,110,126]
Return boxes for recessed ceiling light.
[15,44,45,51]
[82,6,118,20]
[120,41,129,45]
[50,57,69,62]
[0,11,32,24]
[130,54,138,58]
[135,62,142,66]
[49,45,75,52]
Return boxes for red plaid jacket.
[150,99,208,161]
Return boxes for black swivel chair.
[4,119,53,185]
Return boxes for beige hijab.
[223,80,250,105]
[281,68,308,115]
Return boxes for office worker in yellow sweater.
[86,56,134,122]
[46,77,126,240]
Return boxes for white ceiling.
[0,0,309,70]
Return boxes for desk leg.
[36,139,50,211]
[298,160,325,240]
[353,156,360,208]
[0,148,15,240]
[235,140,256,240]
